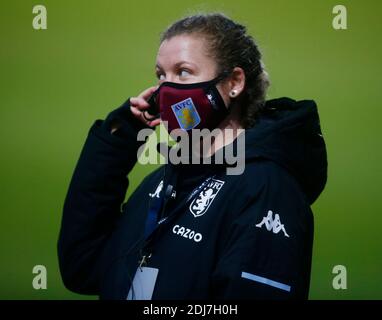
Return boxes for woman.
[58,13,327,300]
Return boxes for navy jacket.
[58,97,327,300]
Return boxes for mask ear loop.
[142,110,160,121]
[143,89,161,120]
[205,70,234,114]
[212,70,232,84]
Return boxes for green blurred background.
[0,0,381,299]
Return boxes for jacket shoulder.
[240,159,309,205]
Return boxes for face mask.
[147,75,230,133]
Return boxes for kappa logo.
[149,180,163,198]
[171,97,201,130]
[255,210,290,238]
[189,179,225,217]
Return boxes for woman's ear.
[217,67,246,108]
[228,67,246,98]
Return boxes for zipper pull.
[138,253,152,271]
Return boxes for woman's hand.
[130,85,161,128]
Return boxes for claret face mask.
[147,74,231,133]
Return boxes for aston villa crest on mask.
[171,97,201,130]
[189,178,225,217]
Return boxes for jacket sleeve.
[57,99,151,294]
[210,162,314,300]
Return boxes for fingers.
[138,85,159,100]
[130,105,143,118]
[130,84,161,128]
[130,96,150,111]
[131,106,161,128]
[146,117,161,128]
[130,85,159,111]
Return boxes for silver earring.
[230,90,237,97]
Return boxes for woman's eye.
[179,69,191,77]
[156,73,165,81]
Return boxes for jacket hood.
[245,97,328,205]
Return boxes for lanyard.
[137,172,218,269]
[143,174,216,245]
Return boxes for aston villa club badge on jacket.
[189,178,225,217]
[171,97,201,130]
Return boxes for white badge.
[126,267,159,300]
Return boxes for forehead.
[156,34,214,68]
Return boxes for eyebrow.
[155,61,197,70]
